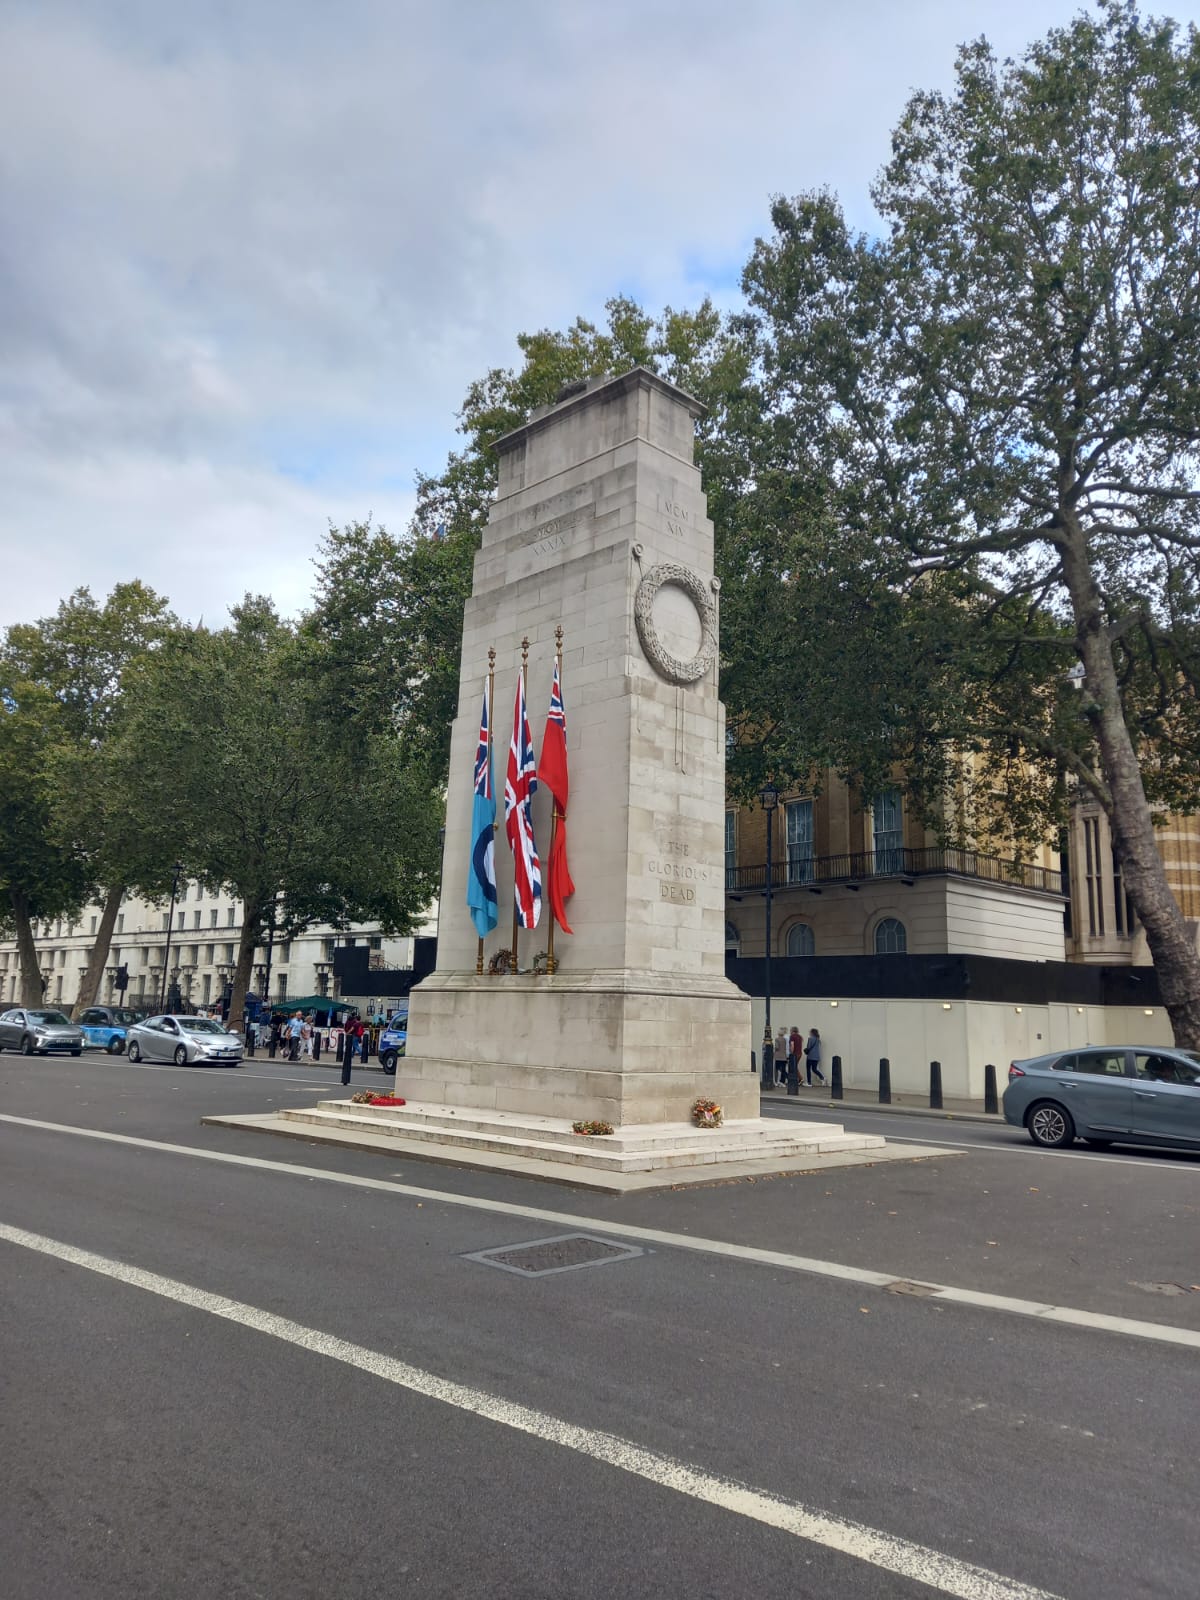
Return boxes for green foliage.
[118,598,440,1024]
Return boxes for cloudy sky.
[4,0,1198,631]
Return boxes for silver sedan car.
[0,1007,85,1056]
[125,1014,244,1066]
[1004,1044,1200,1151]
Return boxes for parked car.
[0,1008,84,1056]
[78,1004,141,1054]
[125,1014,244,1066]
[1004,1044,1200,1152]
[378,1017,407,1074]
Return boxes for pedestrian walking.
[788,1025,803,1090]
[804,1027,827,1088]
[773,1026,789,1087]
[300,1017,313,1059]
[287,1011,304,1061]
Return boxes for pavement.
[3,1049,1200,1600]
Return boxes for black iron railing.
[726,847,1062,897]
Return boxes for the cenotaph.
[238,368,884,1180]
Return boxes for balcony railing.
[726,846,1063,897]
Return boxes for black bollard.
[245,1029,255,1058]
[878,1056,892,1105]
[984,1062,999,1115]
[831,1054,843,1100]
[340,1043,352,1088]
[313,1030,321,1062]
[268,1034,277,1059]
[929,1059,943,1110]
[335,1032,345,1064]
[787,1051,800,1095]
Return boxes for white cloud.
[3,0,1198,626]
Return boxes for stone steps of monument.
[277,1103,883,1171]
[303,1099,873,1153]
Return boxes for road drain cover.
[1130,1281,1198,1297]
[466,1233,643,1277]
[884,1280,938,1298]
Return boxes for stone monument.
[401,367,756,1125]
[220,368,886,1179]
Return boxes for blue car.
[78,1004,141,1055]
[378,1015,407,1074]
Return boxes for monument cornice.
[492,365,706,458]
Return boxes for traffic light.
[115,964,129,992]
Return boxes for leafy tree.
[119,599,439,1029]
[2,583,181,1013]
[738,1,1200,1043]
[0,682,90,1004]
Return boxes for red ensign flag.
[538,659,575,934]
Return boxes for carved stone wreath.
[633,563,717,685]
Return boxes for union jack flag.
[505,668,542,928]
[466,679,498,938]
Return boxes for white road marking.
[120,1063,322,1087]
[2,1114,1199,1351]
[0,1220,1065,1600]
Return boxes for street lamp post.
[760,784,779,1091]
[158,862,183,1013]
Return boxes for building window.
[280,942,291,963]
[369,936,382,951]
[874,917,907,955]
[204,944,214,965]
[1112,846,1135,938]
[277,973,287,999]
[202,974,212,1003]
[227,908,236,926]
[872,790,903,875]
[177,913,185,930]
[89,916,97,934]
[1083,816,1104,937]
[162,913,170,932]
[786,923,815,956]
[724,921,741,954]
[785,800,814,884]
[117,914,124,933]
[725,811,737,887]
[208,909,217,928]
[224,943,235,963]
[195,883,203,901]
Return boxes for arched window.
[874,917,907,955]
[724,921,741,955]
[785,923,815,957]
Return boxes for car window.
[1135,1052,1200,1086]
[81,1010,102,1025]
[28,1010,71,1025]
[1052,1053,1077,1072]
[180,1018,223,1034]
[1073,1050,1128,1076]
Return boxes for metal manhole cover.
[884,1280,938,1298]
[465,1233,643,1277]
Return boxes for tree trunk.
[229,904,262,1035]
[1060,526,1200,1047]
[10,888,44,1007]
[71,884,124,1019]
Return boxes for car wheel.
[107,1036,125,1055]
[20,1036,34,1056]
[174,1044,189,1066]
[1027,1100,1075,1149]
[381,1051,397,1074]
[127,1040,141,1062]
[70,1049,82,1057]
[1084,1137,1113,1150]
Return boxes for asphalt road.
[3,1050,1199,1599]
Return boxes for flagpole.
[477,647,495,976]
[546,626,564,976]
[511,636,529,970]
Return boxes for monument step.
[306,1100,861,1152]
[277,1104,884,1172]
